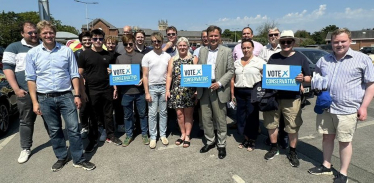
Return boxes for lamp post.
[86,17,95,31]
[74,0,98,30]
[234,28,239,42]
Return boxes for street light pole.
[74,0,98,30]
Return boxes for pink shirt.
[232,40,263,61]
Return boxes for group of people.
[2,20,373,183]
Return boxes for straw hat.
[275,30,300,44]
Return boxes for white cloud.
[215,14,269,28]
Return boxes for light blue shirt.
[315,48,374,114]
[207,46,218,80]
[25,42,80,93]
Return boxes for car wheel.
[0,103,10,135]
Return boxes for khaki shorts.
[263,98,303,133]
[316,111,358,142]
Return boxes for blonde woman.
[165,37,198,148]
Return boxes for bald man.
[116,25,133,54]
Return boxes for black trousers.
[234,87,259,140]
[87,88,115,142]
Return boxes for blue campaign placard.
[180,64,211,87]
[109,64,140,85]
[262,64,301,91]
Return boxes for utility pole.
[38,0,51,21]
[74,0,98,30]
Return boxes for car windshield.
[297,50,329,64]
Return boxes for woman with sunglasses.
[165,37,198,148]
[230,39,266,152]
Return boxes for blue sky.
[1,0,374,34]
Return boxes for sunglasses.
[280,40,293,45]
[152,40,162,44]
[167,33,176,36]
[27,31,38,36]
[268,33,279,37]
[92,38,104,42]
[124,43,134,47]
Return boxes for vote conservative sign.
[109,64,140,85]
[180,64,211,87]
[262,64,301,91]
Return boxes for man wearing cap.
[263,30,311,167]
[308,28,374,183]
[232,27,263,60]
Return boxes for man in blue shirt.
[25,20,95,172]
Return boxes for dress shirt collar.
[41,42,61,52]
[21,38,40,48]
[208,45,219,52]
[330,48,353,61]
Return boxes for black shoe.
[73,161,96,171]
[51,158,68,172]
[110,136,122,146]
[218,147,226,159]
[333,172,348,183]
[308,164,333,175]
[200,143,216,153]
[264,146,279,160]
[85,141,98,153]
[287,151,300,167]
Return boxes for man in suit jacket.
[197,25,234,159]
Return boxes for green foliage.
[256,20,279,38]
[294,30,311,38]
[310,25,339,44]
[300,38,316,47]
[221,29,241,42]
[0,11,78,46]
[253,36,268,45]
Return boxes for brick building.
[325,30,374,50]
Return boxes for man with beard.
[2,21,48,164]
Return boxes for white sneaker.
[99,129,107,142]
[18,149,31,164]
[117,125,125,133]
[161,137,169,145]
[149,140,157,149]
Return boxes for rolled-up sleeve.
[68,48,80,79]
[25,50,36,81]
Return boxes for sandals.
[175,138,184,145]
[183,135,191,148]
[238,139,249,149]
[247,140,256,152]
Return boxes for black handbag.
[251,81,278,112]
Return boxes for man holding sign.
[197,25,234,159]
[263,30,311,167]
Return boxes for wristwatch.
[74,95,81,98]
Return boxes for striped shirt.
[315,48,374,114]
[2,39,39,91]
[258,43,281,62]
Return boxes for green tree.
[294,30,311,38]
[311,25,339,44]
[300,38,316,47]
[256,20,279,38]
[222,29,232,38]
[0,11,79,46]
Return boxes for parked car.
[305,44,333,53]
[293,47,330,98]
[222,42,237,51]
[0,62,18,135]
[359,47,374,54]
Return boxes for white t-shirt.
[233,56,266,88]
[142,50,171,85]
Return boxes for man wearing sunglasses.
[233,27,263,60]
[116,25,133,55]
[263,30,311,168]
[2,21,49,164]
[142,32,171,149]
[78,29,122,152]
[162,26,178,57]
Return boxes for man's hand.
[295,73,304,82]
[145,93,152,102]
[166,41,173,48]
[33,103,42,115]
[165,91,170,101]
[209,82,220,90]
[74,97,82,109]
[113,90,118,100]
[107,67,112,75]
[136,79,143,86]
[357,107,367,121]
[15,89,27,98]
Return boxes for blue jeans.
[122,93,148,137]
[38,92,85,164]
[148,85,167,140]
